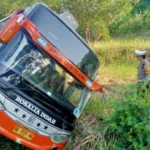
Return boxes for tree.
[0,0,62,18]
[62,0,139,43]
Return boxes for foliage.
[65,83,150,150]
[65,84,150,150]
[65,92,119,150]
[62,0,135,42]
[107,85,150,150]
[0,0,62,18]
[110,0,150,38]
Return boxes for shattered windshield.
[0,30,90,114]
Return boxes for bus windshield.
[0,30,90,114]
[27,5,99,79]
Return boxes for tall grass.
[92,39,150,84]
[66,83,150,150]
[65,39,150,149]
[93,39,150,65]
[65,84,129,150]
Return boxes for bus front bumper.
[0,111,67,150]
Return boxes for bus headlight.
[50,134,69,143]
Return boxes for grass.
[93,39,150,51]
[92,38,150,85]
[65,39,150,149]
[99,64,137,85]
[65,83,150,150]
[65,84,136,150]
[93,39,150,67]
[1,39,150,150]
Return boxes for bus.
[0,3,106,150]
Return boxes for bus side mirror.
[0,14,24,44]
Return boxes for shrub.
[107,86,150,150]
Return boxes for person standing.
[135,50,150,97]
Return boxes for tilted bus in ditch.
[0,3,106,150]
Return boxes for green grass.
[65,83,150,150]
[65,39,150,149]
[92,38,150,84]
[93,39,150,65]
[99,64,137,83]
[65,84,135,150]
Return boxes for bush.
[107,86,150,150]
